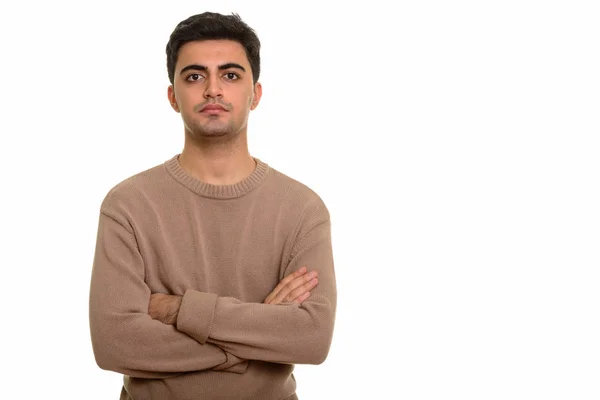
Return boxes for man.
[89,11,337,400]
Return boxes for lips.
[200,104,227,112]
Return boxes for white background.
[1,0,599,399]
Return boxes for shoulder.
[264,164,330,222]
[99,159,170,217]
[264,166,332,258]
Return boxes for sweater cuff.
[176,289,218,344]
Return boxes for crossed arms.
[89,199,336,379]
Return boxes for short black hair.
[166,12,261,85]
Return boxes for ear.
[250,82,263,110]
[167,85,180,113]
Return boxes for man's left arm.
[170,199,337,365]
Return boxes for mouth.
[200,104,227,113]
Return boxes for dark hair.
[166,12,261,85]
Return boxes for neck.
[178,130,256,186]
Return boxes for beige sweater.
[89,154,337,400]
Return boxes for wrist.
[168,296,183,325]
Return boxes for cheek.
[175,88,194,105]
[239,92,253,109]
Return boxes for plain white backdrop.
[1,0,599,399]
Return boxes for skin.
[149,39,319,322]
[167,39,262,186]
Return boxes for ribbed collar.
[164,154,270,199]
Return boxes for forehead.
[176,40,249,70]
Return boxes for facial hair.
[187,100,236,139]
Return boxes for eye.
[187,74,203,82]
[224,72,239,81]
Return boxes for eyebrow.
[179,63,246,75]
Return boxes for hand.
[148,293,183,325]
[264,266,318,305]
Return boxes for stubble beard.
[185,116,240,143]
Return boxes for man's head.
[165,12,262,140]
[166,12,261,85]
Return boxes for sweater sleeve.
[176,199,337,365]
[89,211,248,378]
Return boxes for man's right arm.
[89,211,246,379]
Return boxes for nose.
[204,75,223,99]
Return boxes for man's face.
[168,40,262,140]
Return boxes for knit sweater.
[89,154,337,400]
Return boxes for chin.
[189,128,238,141]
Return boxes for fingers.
[270,270,318,305]
[286,277,318,302]
[264,266,307,304]
[294,291,311,304]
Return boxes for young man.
[89,12,337,400]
